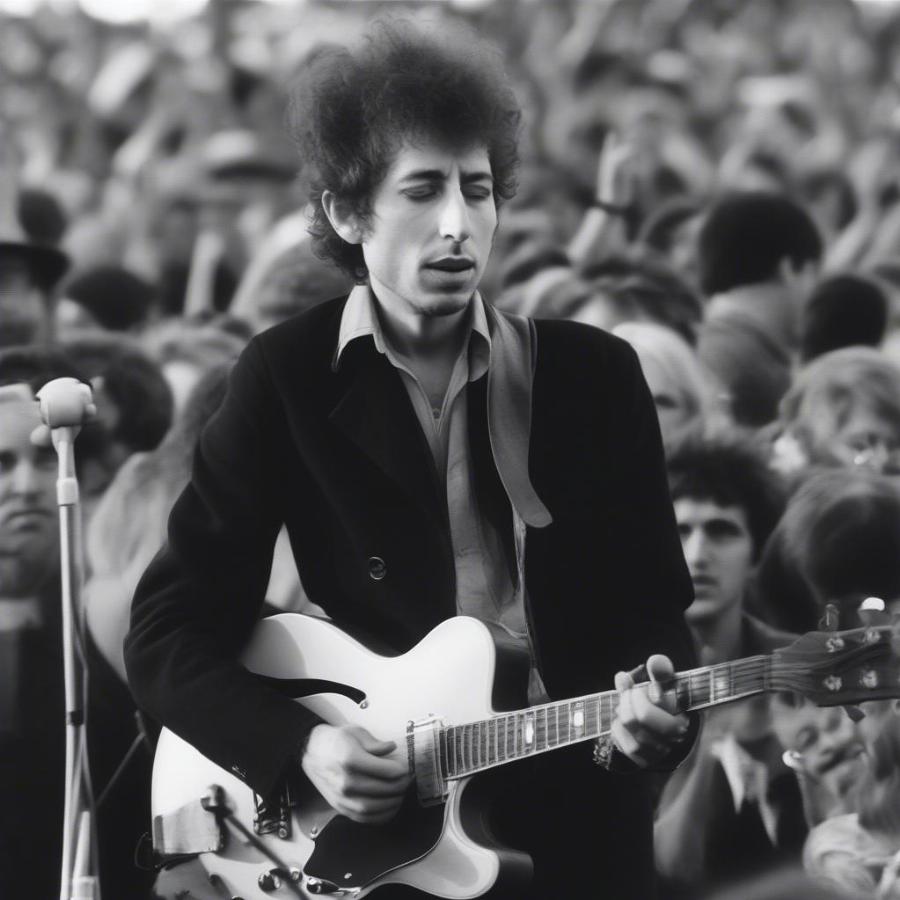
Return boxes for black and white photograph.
[4,0,900,897]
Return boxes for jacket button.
[368,556,387,581]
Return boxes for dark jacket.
[126,297,696,897]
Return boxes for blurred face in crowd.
[814,403,900,476]
[0,261,50,349]
[0,394,58,597]
[54,297,99,341]
[330,139,498,322]
[639,354,696,441]
[675,497,755,626]
[772,697,867,807]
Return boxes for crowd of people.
[5,0,900,897]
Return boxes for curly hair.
[287,20,522,282]
[667,432,787,559]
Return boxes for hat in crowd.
[0,179,70,290]
[201,130,296,183]
[61,266,156,332]
[18,188,68,247]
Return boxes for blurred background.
[7,1,900,898]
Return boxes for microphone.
[36,377,95,430]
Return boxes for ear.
[321,190,364,245]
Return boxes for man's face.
[675,498,755,626]
[771,697,867,805]
[360,139,497,319]
[0,397,58,596]
[0,264,50,348]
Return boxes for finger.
[342,773,412,799]
[630,688,690,737]
[344,751,410,782]
[646,654,676,682]
[350,727,398,757]
[611,718,651,768]
[612,717,671,768]
[614,670,634,694]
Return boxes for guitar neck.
[441,654,771,779]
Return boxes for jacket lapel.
[329,341,446,525]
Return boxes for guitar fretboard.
[440,655,770,779]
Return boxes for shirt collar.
[331,283,552,530]
[332,283,491,376]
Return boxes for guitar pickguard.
[304,788,445,889]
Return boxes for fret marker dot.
[573,710,584,730]
[525,721,534,744]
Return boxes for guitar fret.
[488,718,495,766]
[439,728,448,778]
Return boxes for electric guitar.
[151,613,900,899]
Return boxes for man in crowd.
[654,434,807,896]
[126,22,698,899]
[0,347,155,899]
[696,192,823,427]
[0,130,70,349]
[0,348,77,900]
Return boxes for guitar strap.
[485,306,552,529]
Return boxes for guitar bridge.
[253,779,292,840]
[407,715,448,806]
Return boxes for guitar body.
[152,614,533,899]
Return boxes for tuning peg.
[819,603,840,632]
[843,705,866,723]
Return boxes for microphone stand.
[36,378,99,900]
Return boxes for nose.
[682,528,709,568]
[820,709,854,750]
[11,460,42,497]
[438,185,470,244]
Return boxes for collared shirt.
[334,285,547,699]
[711,733,780,845]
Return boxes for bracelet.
[593,735,616,769]
[591,199,633,217]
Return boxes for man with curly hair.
[127,22,696,898]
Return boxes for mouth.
[820,744,866,777]
[4,510,53,529]
[690,575,717,591]
[424,257,475,273]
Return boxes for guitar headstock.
[771,617,900,707]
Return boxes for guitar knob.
[258,870,281,892]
